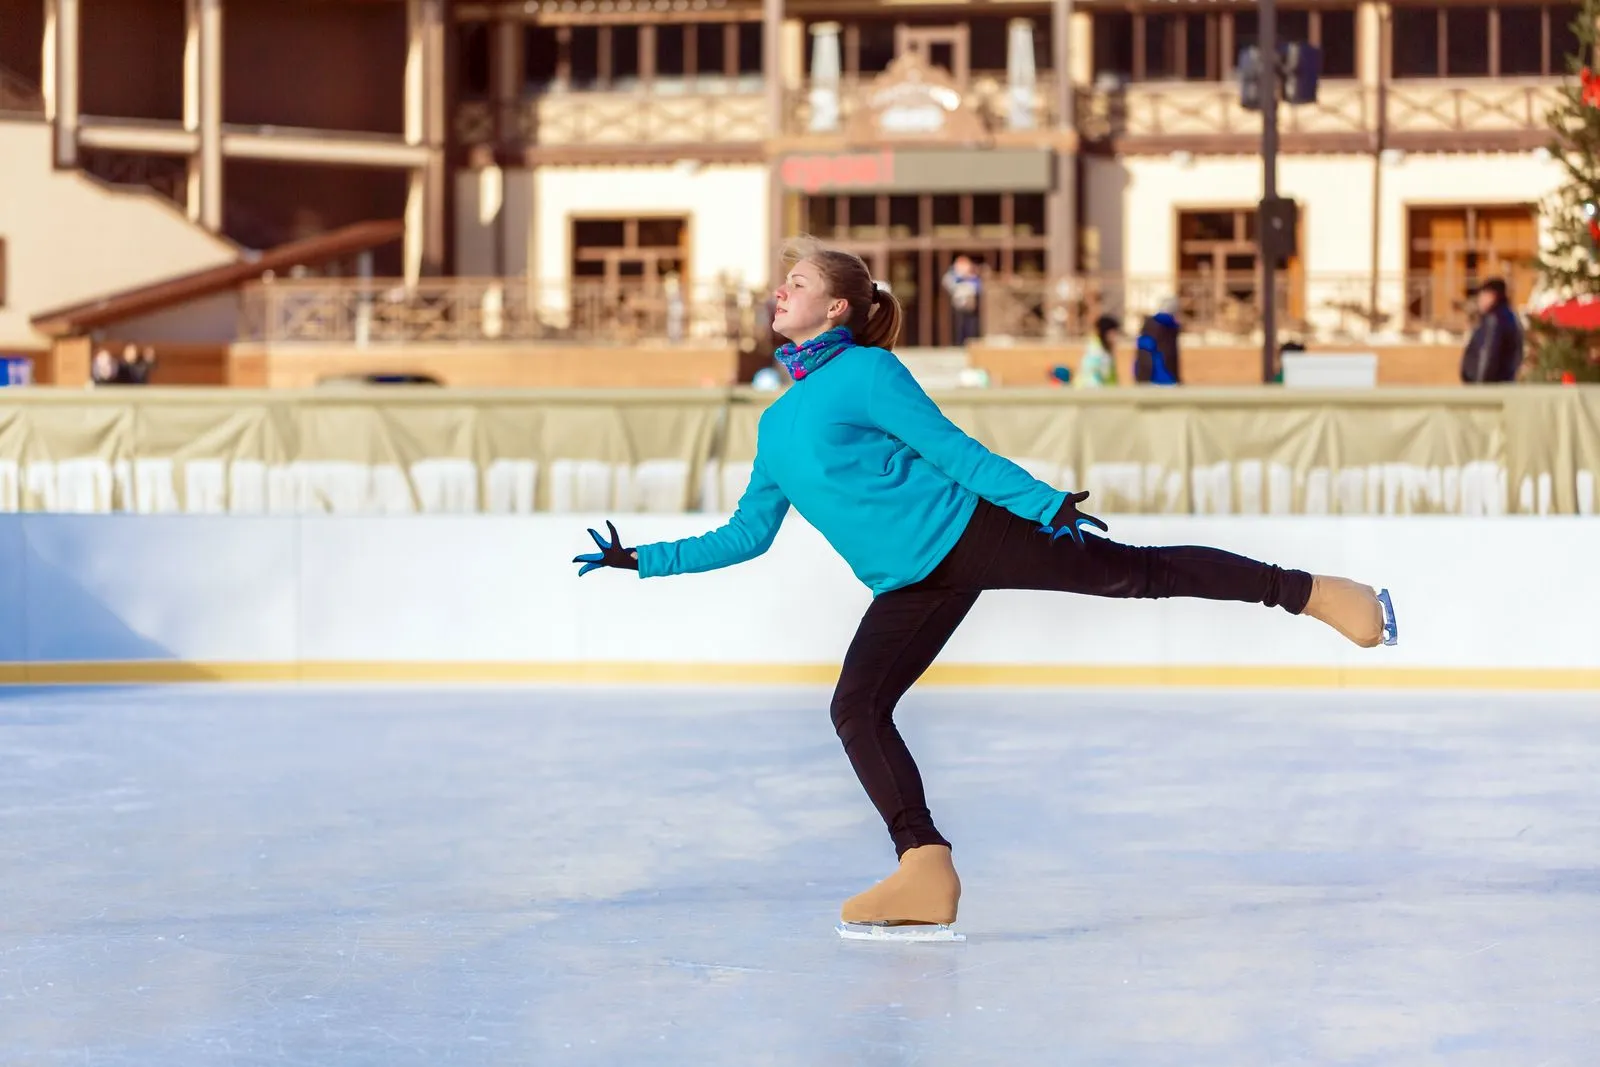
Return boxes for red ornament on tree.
[1582,67,1600,108]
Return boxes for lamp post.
[1259,0,1280,384]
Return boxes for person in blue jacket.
[572,239,1397,935]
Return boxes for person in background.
[91,348,119,386]
[114,345,157,385]
[1460,278,1524,383]
[1078,314,1121,387]
[1135,296,1182,384]
[941,255,982,346]
[1274,340,1306,384]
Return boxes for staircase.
[896,346,981,390]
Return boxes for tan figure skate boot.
[1303,575,1387,647]
[840,844,961,926]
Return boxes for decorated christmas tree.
[1527,0,1600,381]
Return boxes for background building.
[0,0,1578,382]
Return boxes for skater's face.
[773,260,848,345]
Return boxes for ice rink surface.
[1,684,1597,1066]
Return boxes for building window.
[803,17,1052,81]
[1392,4,1580,78]
[526,21,762,93]
[1092,8,1357,83]
[1407,205,1538,326]
[571,216,688,289]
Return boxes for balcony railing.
[1079,77,1561,145]
[1385,79,1563,138]
[457,74,1562,150]
[240,278,774,348]
[241,271,1534,351]
[1078,79,1371,142]
[983,270,1542,345]
[457,90,767,147]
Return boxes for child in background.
[1078,314,1120,387]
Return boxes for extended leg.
[930,500,1393,646]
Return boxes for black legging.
[829,497,1314,857]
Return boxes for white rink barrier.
[0,513,1594,688]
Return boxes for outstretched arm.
[633,456,791,578]
[866,354,1067,525]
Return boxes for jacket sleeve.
[634,456,790,578]
[866,352,1067,525]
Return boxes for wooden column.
[765,0,786,281]
[184,0,224,231]
[405,0,447,280]
[493,16,524,145]
[50,0,80,168]
[1048,0,1077,282]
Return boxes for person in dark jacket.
[1460,278,1524,383]
[1135,296,1181,384]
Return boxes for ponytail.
[859,282,904,352]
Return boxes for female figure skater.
[572,240,1396,936]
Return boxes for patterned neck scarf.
[775,326,854,382]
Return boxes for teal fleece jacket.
[634,345,1070,595]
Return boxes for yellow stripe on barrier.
[0,661,1597,689]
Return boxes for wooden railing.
[982,270,1542,344]
[456,75,1562,148]
[1078,80,1371,142]
[240,272,1539,349]
[1385,79,1564,137]
[457,91,767,147]
[1078,77,1562,144]
[239,278,775,348]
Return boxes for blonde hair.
[781,236,903,351]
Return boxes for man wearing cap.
[1460,277,1524,384]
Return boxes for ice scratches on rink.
[1,684,1597,1065]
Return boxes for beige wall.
[1097,153,1564,274]
[0,120,238,351]
[533,164,771,289]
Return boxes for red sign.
[779,151,896,193]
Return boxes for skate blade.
[836,921,965,943]
[1377,588,1398,646]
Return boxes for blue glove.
[572,520,639,576]
[1038,490,1109,545]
